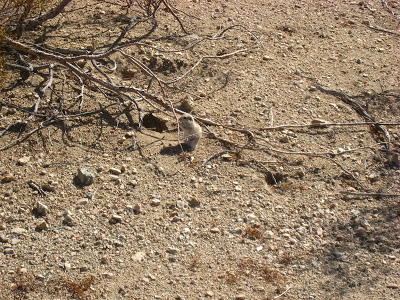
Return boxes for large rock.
[77,168,95,186]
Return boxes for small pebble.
[35,201,48,216]
[188,198,201,207]
[150,198,161,206]
[110,214,122,224]
[210,227,220,233]
[0,234,8,243]
[133,204,141,214]
[263,230,274,239]
[205,291,214,297]
[17,156,30,166]
[76,198,89,206]
[262,55,273,61]
[102,272,114,278]
[109,167,122,175]
[234,185,242,192]
[36,220,49,231]
[63,212,74,226]
[11,227,27,235]
[1,174,16,183]
[4,248,14,255]
[167,247,180,254]
[42,182,56,192]
[132,251,146,262]
[77,168,95,186]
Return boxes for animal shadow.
[160,143,193,156]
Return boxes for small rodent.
[179,113,202,151]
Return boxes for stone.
[231,227,242,235]
[188,197,201,207]
[150,195,161,206]
[221,153,233,161]
[210,227,220,233]
[63,212,74,226]
[150,198,161,206]
[77,168,95,186]
[1,173,16,183]
[176,200,188,210]
[132,251,146,262]
[235,294,246,300]
[42,181,57,192]
[64,262,72,270]
[34,201,48,216]
[317,227,323,236]
[280,136,290,143]
[110,214,122,224]
[17,156,30,166]
[180,95,194,112]
[0,234,8,243]
[167,247,180,254]
[76,198,89,206]
[309,85,318,92]
[128,180,137,187]
[109,167,122,175]
[234,185,242,192]
[133,204,141,214]
[11,227,27,235]
[79,265,89,272]
[295,170,305,178]
[263,230,274,239]
[36,220,49,231]
[262,55,273,61]
[246,213,257,222]
[205,291,214,297]
[254,286,265,292]
[102,272,114,278]
[4,248,14,255]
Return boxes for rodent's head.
[179,114,195,130]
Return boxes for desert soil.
[0,0,399,299]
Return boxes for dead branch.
[24,0,73,32]
[201,150,239,167]
[263,121,400,131]
[340,191,400,198]
[27,63,55,122]
[327,157,367,190]
[366,24,400,36]
[274,284,293,299]
[311,84,391,152]
[160,0,188,34]
[0,118,58,151]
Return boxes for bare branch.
[24,0,73,31]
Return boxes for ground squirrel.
[179,113,202,151]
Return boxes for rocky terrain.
[0,0,399,299]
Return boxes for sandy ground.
[0,0,399,299]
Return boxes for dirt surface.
[1,0,400,299]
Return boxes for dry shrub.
[11,273,36,299]
[244,225,265,240]
[62,274,97,300]
[239,259,286,283]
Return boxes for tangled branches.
[1,0,254,150]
